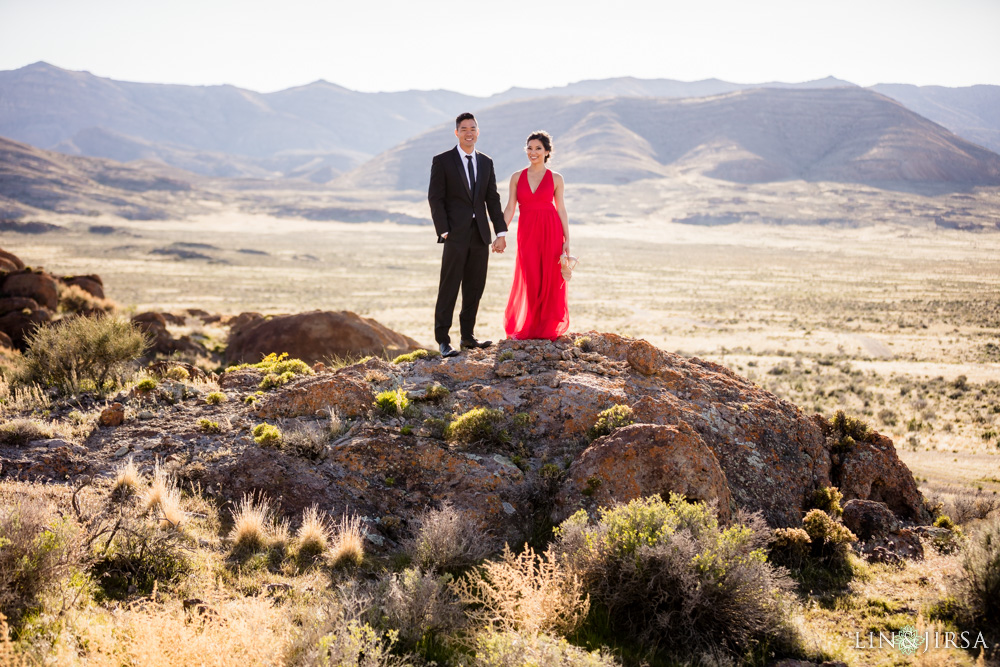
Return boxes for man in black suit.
[429,112,507,357]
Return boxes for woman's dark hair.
[526,131,553,162]
[455,112,476,128]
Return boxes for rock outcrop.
[9,332,930,552]
[225,310,423,365]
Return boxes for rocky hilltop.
[2,327,929,553]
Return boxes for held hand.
[562,240,570,256]
[492,237,507,253]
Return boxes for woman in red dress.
[501,131,570,340]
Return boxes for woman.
[502,131,570,340]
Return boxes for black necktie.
[466,154,475,196]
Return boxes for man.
[428,112,507,357]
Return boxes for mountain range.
[2,62,999,186]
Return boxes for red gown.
[503,169,569,340]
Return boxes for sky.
[1,0,998,96]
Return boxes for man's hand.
[492,236,507,253]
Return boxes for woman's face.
[525,139,548,164]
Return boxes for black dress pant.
[434,229,489,345]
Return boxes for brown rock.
[0,258,18,273]
[0,248,24,272]
[0,330,13,349]
[132,311,204,357]
[0,296,40,316]
[556,423,734,523]
[833,431,927,522]
[0,304,52,348]
[626,338,663,375]
[842,499,899,541]
[226,310,423,365]
[60,275,105,299]
[219,368,264,390]
[2,270,59,310]
[255,373,374,419]
[99,403,125,427]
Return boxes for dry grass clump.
[0,418,54,446]
[296,505,330,564]
[111,456,142,500]
[957,514,1000,627]
[407,502,494,573]
[375,388,411,417]
[383,566,464,648]
[471,630,618,667]
[57,283,115,316]
[283,421,329,460]
[329,513,365,568]
[142,463,184,529]
[229,493,274,555]
[452,544,589,637]
[205,390,227,405]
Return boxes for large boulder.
[255,373,374,420]
[0,301,51,348]
[1,270,59,310]
[0,248,24,273]
[131,311,205,357]
[842,499,923,561]
[226,310,423,365]
[556,422,734,523]
[60,274,105,299]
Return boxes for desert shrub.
[472,630,618,667]
[958,515,1000,626]
[164,365,189,381]
[296,505,330,566]
[769,527,812,570]
[312,620,404,667]
[228,352,314,390]
[828,410,875,450]
[423,384,450,401]
[808,486,844,517]
[252,423,282,447]
[57,283,115,315]
[452,544,590,637]
[930,515,965,554]
[407,502,494,573]
[446,407,508,447]
[90,506,192,600]
[0,418,54,447]
[0,495,83,628]
[198,418,222,434]
[135,377,158,392]
[330,514,365,568]
[935,515,956,530]
[393,349,429,364]
[586,405,633,441]
[574,336,593,352]
[205,390,227,405]
[284,421,330,460]
[375,388,411,417]
[949,492,1000,524]
[423,417,449,439]
[794,509,857,588]
[15,315,148,394]
[554,495,796,660]
[383,566,464,651]
[497,350,515,361]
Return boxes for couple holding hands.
[429,112,571,358]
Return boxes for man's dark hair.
[455,112,476,129]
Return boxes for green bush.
[15,315,149,394]
[769,527,812,570]
[253,423,282,446]
[0,495,83,629]
[445,407,508,447]
[574,336,593,352]
[422,384,450,401]
[555,495,796,660]
[375,388,411,417]
[793,509,858,589]
[198,419,222,434]
[586,405,633,441]
[809,486,844,517]
[135,377,158,392]
[828,410,875,450]
[205,391,227,405]
[958,515,1000,626]
[227,352,313,390]
[164,365,189,381]
[392,349,429,364]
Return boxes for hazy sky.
[1,0,998,95]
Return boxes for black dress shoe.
[439,343,459,358]
[460,337,493,350]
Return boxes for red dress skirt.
[503,169,569,340]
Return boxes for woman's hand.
[562,240,570,256]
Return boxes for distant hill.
[335,88,1000,192]
[0,135,201,219]
[871,83,1000,154]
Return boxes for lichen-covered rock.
[842,498,923,561]
[556,422,734,523]
[255,373,374,419]
[832,431,927,522]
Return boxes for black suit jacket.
[428,147,506,244]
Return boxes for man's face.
[455,119,479,152]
